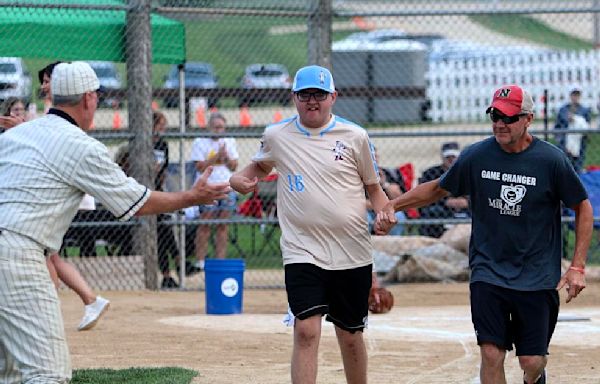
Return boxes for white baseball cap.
[51,61,102,97]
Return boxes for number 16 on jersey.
[287,174,305,192]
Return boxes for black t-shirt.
[440,136,588,290]
[153,137,169,191]
[418,164,464,218]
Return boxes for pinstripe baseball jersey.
[0,109,150,252]
[252,114,379,270]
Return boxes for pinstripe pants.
[0,233,71,383]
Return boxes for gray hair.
[52,94,84,107]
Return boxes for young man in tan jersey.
[230,65,388,384]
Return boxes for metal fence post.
[594,0,600,48]
[307,0,332,68]
[127,0,158,290]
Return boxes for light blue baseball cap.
[292,65,335,93]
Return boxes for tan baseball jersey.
[252,114,379,270]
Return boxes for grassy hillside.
[469,14,593,50]
[181,16,308,87]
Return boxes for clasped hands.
[374,202,398,235]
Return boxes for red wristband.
[569,266,585,274]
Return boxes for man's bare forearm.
[390,179,449,212]
[571,199,594,268]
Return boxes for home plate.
[558,314,591,322]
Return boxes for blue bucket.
[204,259,245,315]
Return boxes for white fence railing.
[426,49,600,123]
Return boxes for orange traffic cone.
[352,16,375,31]
[239,106,252,127]
[273,110,283,123]
[151,100,159,111]
[209,106,219,114]
[195,106,206,128]
[112,110,122,130]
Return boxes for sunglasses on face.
[295,91,329,102]
[488,110,527,124]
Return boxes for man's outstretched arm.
[375,179,449,235]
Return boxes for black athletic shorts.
[470,281,559,356]
[285,263,372,333]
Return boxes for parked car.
[87,61,122,107]
[162,62,218,108]
[239,63,291,106]
[0,57,32,103]
[342,28,408,44]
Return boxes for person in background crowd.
[418,141,470,238]
[0,96,28,132]
[39,60,62,113]
[366,147,406,236]
[189,112,239,271]
[152,110,181,288]
[554,87,592,173]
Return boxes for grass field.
[63,221,283,269]
[72,367,196,384]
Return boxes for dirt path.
[61,282,600,383]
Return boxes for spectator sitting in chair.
[418,142,470,238]
[366,147,406,236]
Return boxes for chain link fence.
[1,0,599,289]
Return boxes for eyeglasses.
[488,110,528,124]
[295,91,329,102]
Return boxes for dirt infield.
[60,282,600,383]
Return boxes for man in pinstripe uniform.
[0,61,231,383]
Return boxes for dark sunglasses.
[295,91,329,102]
[488,110,527,124]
